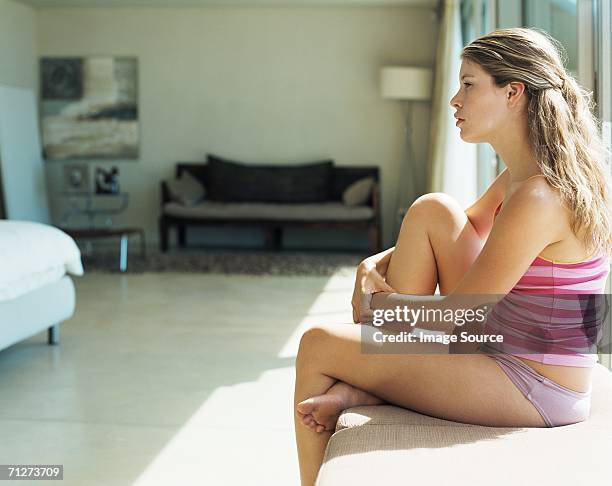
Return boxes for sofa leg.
[159,218,169,253]
[368,226,381,253]
[48,324,60,345]
[178,224,187,248]
[264,227,282,251]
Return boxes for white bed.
[0,86,83,351]
[0,221,83,351]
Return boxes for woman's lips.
[455,118,465,127]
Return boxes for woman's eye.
[463,82,472,88]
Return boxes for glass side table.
[58,192,145,272]
[59,192,129,228]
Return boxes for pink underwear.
[478,345,592,427]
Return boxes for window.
[524,0,578,76]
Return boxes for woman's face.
[449,59,512,144]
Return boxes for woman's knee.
[407,192,463,219]
[296,326,327,370]
[398,193,464,236]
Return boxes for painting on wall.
[40,56,139,160]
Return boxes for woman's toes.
[304,415,319,429]
[296,398,315,416]
[301,414,314,427]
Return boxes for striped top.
[482,202,611,367]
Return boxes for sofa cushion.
[206,154,333,203]
[165,171,206,206]
[163,201,374,222]
[342,177,374,206]
[316,363,612,486]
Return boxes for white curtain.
[426,0,478,209]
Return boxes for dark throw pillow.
[206,154,333,203]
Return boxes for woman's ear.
[506,81,526,107]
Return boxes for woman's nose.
[450,90,461,108]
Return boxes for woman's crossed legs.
[293,193,547,486]
[294,324,548,485]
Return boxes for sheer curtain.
[426,0,478,209]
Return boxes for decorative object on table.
[63,164,90,194]
[95,166,120,195]
[40,56,139,160]
[380,66,432,237]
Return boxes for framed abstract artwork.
[40,56,139,160]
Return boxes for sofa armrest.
[160,180,171,207]
[371,181,381,222]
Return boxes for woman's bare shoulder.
[510,175,596,257]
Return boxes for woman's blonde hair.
[462,27,612,257]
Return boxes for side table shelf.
[60,227,146,272]
[59,192,129,228]
[58,192,144,272]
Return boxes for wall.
[0,0,37,90]
[0,0,38,218]
[38,6,438,249]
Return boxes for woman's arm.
[465,168,509,241]
[369,170,506,278]
[369,177,565,334]
[352,247,397,323]
[361,246,395,275]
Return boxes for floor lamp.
[380,66,433,238]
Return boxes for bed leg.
[48,324,60,345]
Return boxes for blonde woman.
[293,27,611,485]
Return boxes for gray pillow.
[342,177,374,206]
[166,171,206,206]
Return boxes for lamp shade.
[380,66,433,101]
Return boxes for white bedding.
[0,221,83,301]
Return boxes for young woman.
[293,27,611,485]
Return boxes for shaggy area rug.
[81,249,366,276]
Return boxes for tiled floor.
[0,269,356,486]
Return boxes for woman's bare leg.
[294,323,547,486]
[294,192,487,486]
[296,193,487,433]
[386,192,485,295]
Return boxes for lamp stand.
[394,100,419,238]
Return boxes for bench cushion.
[206,155,333,203]
[163,201,374,222]
[316,363,612,486]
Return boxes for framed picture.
[63,164,90,193]
[40,56,139,160]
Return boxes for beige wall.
[0,0,37,90]
[38,6,438,249]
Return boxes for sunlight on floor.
[131,268,355,486]
[277,271,354,359]
[132,367,299,486]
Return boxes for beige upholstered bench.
[316,363,612,486]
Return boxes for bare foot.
[296,381,385,432]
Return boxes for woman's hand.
[351,258,396,324]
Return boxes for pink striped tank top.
[481,202,611,367]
